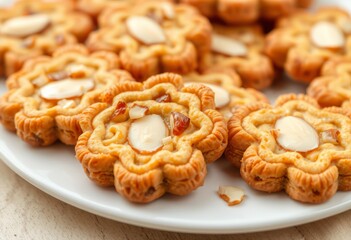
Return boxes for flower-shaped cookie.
[179,0,313,24]
[182,67,269,120]
[308,57,351,107]
[0,44,134,146]
[0,0,94,77]
[202,24,275,90]
[265,8,351,83]
[75,73,228,203]
[225,94,351,203]
[87,1,212,81]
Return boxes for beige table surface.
[1,160,351,240]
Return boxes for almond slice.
[128,114,168,153]
[162,136,172,145]
[57,99,76,109]
[39,78,94,100]
[321,129,340,144]
[126,16,166,45]
[274,116,319,152]
[170,112,190,136]
[202,83,230,109]
[0,14,50,37]
[310,21,345,49]
[162,3,175,19]
[218,186,245,206]
[67,64,92,79]
[212,33,247,57]
[129,105,149,119]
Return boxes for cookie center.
[128,114,169,153]
[274,116,319,152]
[0,14,51,38]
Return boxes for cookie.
[225,94,351,203]
[265,8,351,83]
[0,0,94,77]
[179,0,313,24]
[0,44,133,146]
[307,57,351,107]
[182,67,269,120]
[202,24,274,90]
[87,1,212,81]
[75,73,228,203]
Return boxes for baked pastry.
[265,8,351,83]
[202,24,274,90]
[307,57,351,107]
[179,0,313,24]
[225,94,351,203]
[87,1,212,81]
[75,73,228,203]
[76,0,133,18]
[0,44,133,146]
[0,0,94,76]
[182,67,269,120]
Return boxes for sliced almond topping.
[129,105,149,119]
[39,78,94,100]
[32,75,48,87]
[67,64,91,79]
[110,101,128,122]
[128,114,168,153]
[202,83,230,109]
[340,18,351,34]
[310,21,345,49]
[47,71,68,81]
[162,136,172,145]
[170,112,190,136]
[0,14,50,38]
[212,33,247,57]
[162,3,175,19]
[218,186,245,206]
[126,16,166,45]
[57,99,76,109]
[321,129,340,144]
[155,93,171,103]
[274,116,319,152]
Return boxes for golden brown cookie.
[182,67,269,120]
[0,0,94,77]
[265,8,351,83]
[0,44,133,146]
[179,0,313,24]
[308,58,351,107]
[225,94,351,203]
[87,1,212,81]
[202,24,275,90]
[75,73,228,203]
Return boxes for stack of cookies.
[0,0,350,204]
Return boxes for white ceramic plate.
[1,0,351,234]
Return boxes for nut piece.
[39,78,94,100]
[67,64,92,79]
[218,186,245,206]
[201,83,230,109]
[126,16,166,45]
[162,3,175,19]
[274,116,319,152]
[110,101,128,122]
[57,99,76,109]
[129,105,149,119]
[212,33,247,57]
[321,129,340,144]
[170,112,190,136]
[0,14,51,38]
[128,114,168,153]
[310,21,345,49]
[162,136,172,145]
